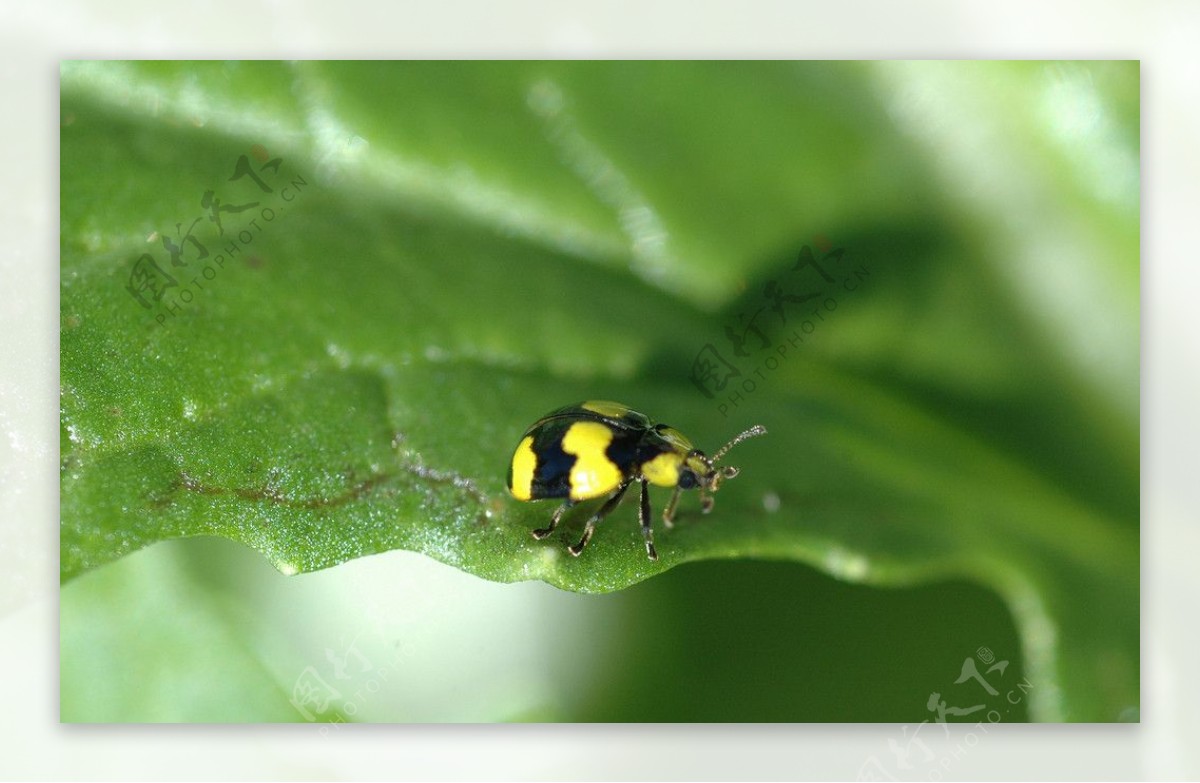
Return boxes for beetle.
[506,400,767,560]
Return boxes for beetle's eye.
[678,471,697,489]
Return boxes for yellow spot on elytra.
[562,421,623,500]
[641,450,683,487]
[509,435,537,501]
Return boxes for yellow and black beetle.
[506,400,766,561]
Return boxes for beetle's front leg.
[662,485,682,529]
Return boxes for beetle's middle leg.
[639,478,658,561]
[533,499,574,539]
[569,479,631,556]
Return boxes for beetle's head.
[677,425,767,504]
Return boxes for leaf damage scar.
[150,455,489,521]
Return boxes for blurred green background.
[60,61,1138,723]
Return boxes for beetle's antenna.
[711,424,767,465]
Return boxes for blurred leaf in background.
[60,60,1138,724]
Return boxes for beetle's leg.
[699,488,715,514]
[662,485,682,528]
[639,478,658,561]
[533,500,574,540]
[569,480,631,556]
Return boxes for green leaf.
[60,61,1138,721]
